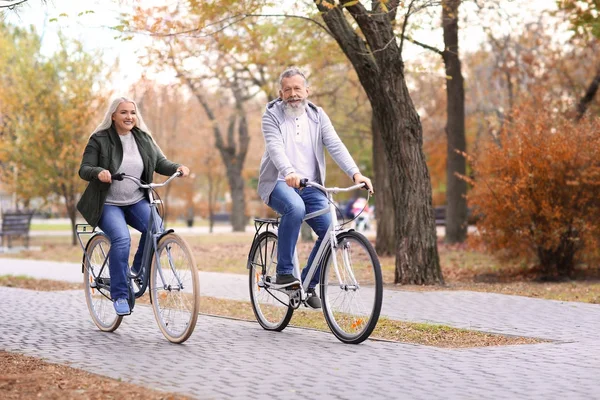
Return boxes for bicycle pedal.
[269,282,301,290]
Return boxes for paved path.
[0,258,599,399]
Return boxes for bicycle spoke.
[84,234,122,332]
[150,233,199,344]
[249,231,293,331]
[321,232,382,344]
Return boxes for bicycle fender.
[247,230,278,269]
[157,229,175,242]
[81,232,107,274]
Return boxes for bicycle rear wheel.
[150,233,200,344]
[248,231,293,331]
[320,231,382,344]
[83,233,123,332]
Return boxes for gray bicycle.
[247,179,382,344]
[76,171,200,344]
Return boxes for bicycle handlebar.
[110,171,182,188]
[301,179,368,194]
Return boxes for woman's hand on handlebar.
[353,173,374,194]
[177,165,190,178]
[97,169,112,183]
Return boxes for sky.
[3,0,153,90]
[2,0,561,92]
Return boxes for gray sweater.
[105,132,145,206]
[257,99,360,204]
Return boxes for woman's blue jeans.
[268,181,331,289]
[98,199,152,300]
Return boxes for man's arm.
[262,112,295,178]
[320,109,373,192]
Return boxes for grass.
[3,232,600,305]
[0,275,542,348]
[29,219,214,231]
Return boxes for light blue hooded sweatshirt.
[257,98,360,204]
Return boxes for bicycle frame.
[255,181,367,303]
[76,171,184,298]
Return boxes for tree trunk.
[576,65,600,121]
[442,0,468,244]
[318,2,443,285]
[179,70,250,233]
[372,76,443,285]
[227,164,247,231]
[64,194,77,246]
[372,116,394,256]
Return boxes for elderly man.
[257,67,373,309]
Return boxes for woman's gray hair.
[278,67,309,89]
[91,97,151,137]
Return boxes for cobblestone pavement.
[0,258,599,399]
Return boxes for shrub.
[466,104,600,278]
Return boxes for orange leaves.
[316,0,336,10]
[467,99,600,275]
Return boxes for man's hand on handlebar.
[285,172,302,188]
[353,173,374,194]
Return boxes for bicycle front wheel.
[150,233,200,344]
[248,231,293,331]
[83,233,123,332]
[320,231,382,344]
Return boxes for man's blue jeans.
[98,199,152,300]
[268,181,331,289]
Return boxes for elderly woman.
[77,97,190,316]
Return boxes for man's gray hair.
[278,67,309,89]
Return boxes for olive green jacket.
[77,126,180,227]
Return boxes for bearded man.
[257,67,373,309]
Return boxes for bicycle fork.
[330,236,360,292]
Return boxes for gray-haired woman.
[77,97,190,316]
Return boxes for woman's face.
[112,101,137,134]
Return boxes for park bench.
[434,206,480,226]
[0,210,34,249]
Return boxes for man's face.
[279,74,309,109]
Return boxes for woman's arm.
[78,136,105,182]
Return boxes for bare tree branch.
[399,0,417,55]
[0,0,30,9]
[404,35,443,55]
[116,12,332,39]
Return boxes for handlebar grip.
[111,173,125,181]
[299,178,308,188]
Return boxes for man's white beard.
[283,99,307,117]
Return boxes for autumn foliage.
[466,102,600,278]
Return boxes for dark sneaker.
[114,298,131,316]
[306,288,321,309]
[275,274,300,286]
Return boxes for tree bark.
[576,65,600,121]
[223,113,248,231]
[317,2,443,284]
[186,79,249,232]
[442,0,468,243]
[372,117,394,256]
